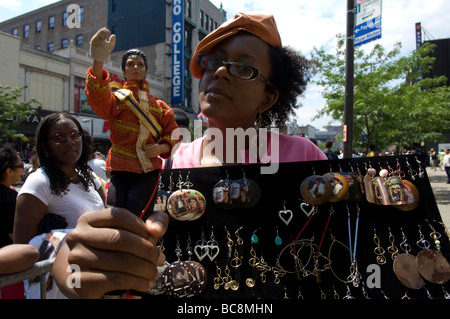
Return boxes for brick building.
[0,0,226,154]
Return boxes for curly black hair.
[35,113,93,196]
[121,49,148,75]
[260,45,314,128]
[0,144,20,181]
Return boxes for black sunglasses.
[196,53,271,85]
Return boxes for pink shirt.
[169,132,327,169]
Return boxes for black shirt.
[0,183,18,248]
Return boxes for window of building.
[35,45,41,50]
[61,38,69,48]
[62,12,68,26]
[49,15,55,30]
[35,20,41,34]
[48,42,54,52]
[210,18,213,31]
[200,10,204,28]
[76,34,83,45]
[23,24,29,38]
[205,14,209,31]
[79,6,84,22]
[112,0,117,12]
[186,0,191,18]
[12,28,18,36]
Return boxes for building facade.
[0,0,226,156]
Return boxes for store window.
[74,76,94,114]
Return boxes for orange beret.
[190,12,282,79]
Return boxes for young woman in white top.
[14,113,106,245]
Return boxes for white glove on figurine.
[89,28,116,63]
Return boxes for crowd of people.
[1,12,449,299]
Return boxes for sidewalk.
[427,167,450,235]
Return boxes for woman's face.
[123,55,147,82]
[199,33,278,129]
[43,118,83,170]
[10,154,24,184]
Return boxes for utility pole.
[343,0,354,158]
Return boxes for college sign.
[171,0,185,105]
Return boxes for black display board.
[145,155,449,300]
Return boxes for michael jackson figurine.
[85,28,180,220]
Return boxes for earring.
[212,171,236,209]
[300,167,333,206]
[275,227,282,246]
[154,172,174,213]
[251,228,260,245]
[247,229,261,288]
[161,236,207,298]
[373,228,386,265]
[167,171,206,221]
[206,227,220,262]
[278,201,293,225]
[230,169,261,208]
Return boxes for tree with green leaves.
[0,85,40,144]
[311,35,450,152]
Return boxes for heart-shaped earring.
[194,229,208,261]
[194,245,208,261]
[278,201,293,225]
[206,227,220,261]
[300,201,316,218]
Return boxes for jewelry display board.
[145,155,450,300]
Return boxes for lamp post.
[343,0,355,158]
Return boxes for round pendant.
[212,179,236,209]
[162,260,207,298]
[185,260,208,294]
[322,172,349,202]
[153,190,170,213]
[146,262,169,295]
[230,178,261,208]
[395,180,420,211]
[393,253,425,289]
[300,175,333,205]
[416,249,450,284]
[167,189,206,221]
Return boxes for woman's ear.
[259,88,279,113]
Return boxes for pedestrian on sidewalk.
[439,149,450,184]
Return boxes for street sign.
[354,0,382,47]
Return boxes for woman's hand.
[53,207,168,299]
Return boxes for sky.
[1,0,449,129]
